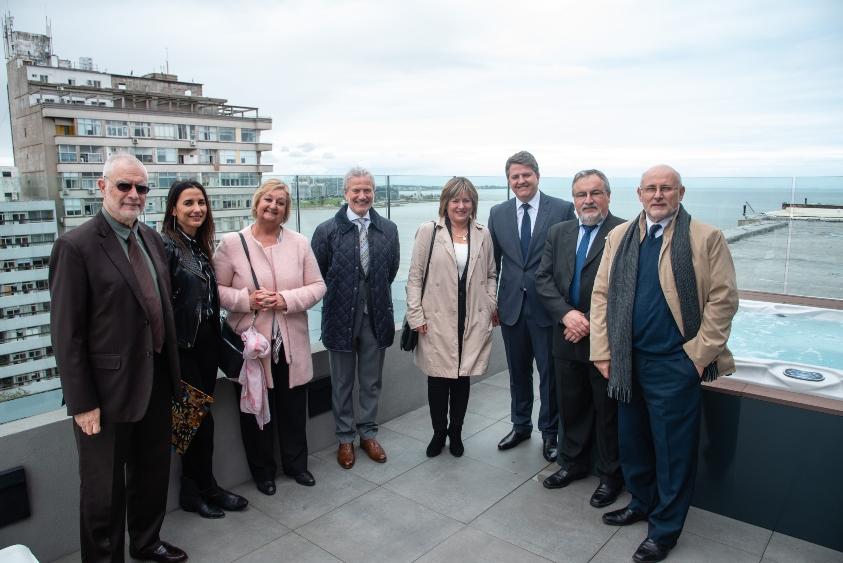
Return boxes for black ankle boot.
[448,426,464,457]
[426,430,447,457]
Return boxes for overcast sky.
[2,0,841,177]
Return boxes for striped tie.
[356,217,369,275]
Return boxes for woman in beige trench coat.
[406,177,498,458]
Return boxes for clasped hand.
[250,288,287,312]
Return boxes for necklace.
[452,230,468,242]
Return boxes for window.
[240,129,257,143]
[58,145,77,163]
[131,147,154,163]
[219,150,236,164]
[39,74,48,82]
[177,124,193,140]
[80,172,99,190]
[77,119,102,136]
[240,151,257,165]
[86,79,102,88]
[67,79,76,86]
[156,172,179,188]
[219,127,236,142]
[61,173,79,190]
[198,149,215,164]
[106,121,129,137]
[153,123,177,139]
[220,172,259,187]
[132,122,151,138]
[196,126,217,141]
[156,148,177,163]
[79,145,104,163]
[64,198,82,216]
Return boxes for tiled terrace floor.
[53,371,843,563]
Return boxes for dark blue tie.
[649,223,662,239]
[569,224,598,308]
[520,203,531,261]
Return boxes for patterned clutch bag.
[171,381,215,455]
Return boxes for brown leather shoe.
[359,438,387,463]
[337,442,355,469]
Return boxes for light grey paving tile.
[463,421,553,477]
[465,382,511,420]
[684,506,772,556]
[482,370,512,390]
[237,454,376,530]
[382,404,497,443]
[417,527,551,563]
[383,454,526,523]
[235,532,341,563]
[471,476,617,562]
[327,426,429,485]
[592,525,763,563]
[298,487,463,563]
[764,532,843,563]
[158,504,288,563]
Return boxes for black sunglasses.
[106,178,150,195]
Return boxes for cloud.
[0,0,841,176]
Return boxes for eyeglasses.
[104,176,150,195]
[573,190,607,200]
[639,185,678,196]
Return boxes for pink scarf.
[238,326,271,429]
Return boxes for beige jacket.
[406,219,498,378]
[590,212,738,374]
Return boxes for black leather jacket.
[163,232,220,349]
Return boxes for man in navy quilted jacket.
[312,167,400,469]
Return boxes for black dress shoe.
[632,538,672,563]
[293,470,315,487]
[130,541,187,562]
[180,495,224,519]
[602,505,647,526]
[542,436,558,462]
[203,486,248,511]
[497,429,531,450]
[590,482,622,508]
[256,480,276,496]
[542,467,587,489]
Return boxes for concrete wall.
[0,330,507,562]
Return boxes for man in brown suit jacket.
[49,153,187,563]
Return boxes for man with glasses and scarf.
[50,153,187,562]
[589,164,738,563]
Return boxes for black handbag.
[400,223,436,352]
[219,233,260,379]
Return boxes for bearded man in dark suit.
[536,169,624,508]
[49,153,187,563]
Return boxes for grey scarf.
[606,205,719,402]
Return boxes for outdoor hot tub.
[726,300,843,400]
[691,298,842,554]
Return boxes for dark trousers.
[427,376,470,432]
[179,319,220,493]
[620,353,702,547]
[239,342,308,482]
[74,356,171,563]
[500,309,557,437]
[555,358,622,486]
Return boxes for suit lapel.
[529,193,552,262]
[583,213,614,269]
[562,221,578,285]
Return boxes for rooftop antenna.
[165,47,169,75]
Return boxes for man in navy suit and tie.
[488,151,576,461]
[536,169,624,508]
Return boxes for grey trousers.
[329,313,385,443]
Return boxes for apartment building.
[0,167,58,394]
[3,18,272,236]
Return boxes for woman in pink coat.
[214,179,326,495]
